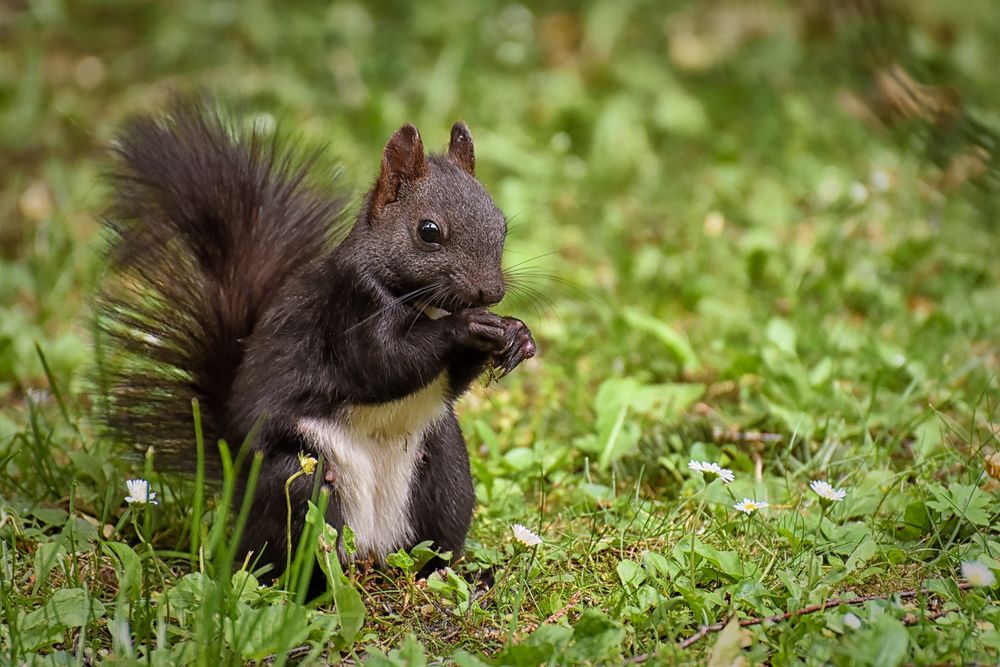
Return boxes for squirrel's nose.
[477,283,505,307]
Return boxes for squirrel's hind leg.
[407,413,475,578]
[233,424,344,588]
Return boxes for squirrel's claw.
[490,317,536,379]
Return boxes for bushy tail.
[95,98,345,476]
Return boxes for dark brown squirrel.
[96,98,536,583]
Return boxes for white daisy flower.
[733,498,768,515]
[843,612,862,630]
[124,478,158,505]
[511,523,542,547]
[687,460,735,484]
[961,561,997,588]
[810,480,847,503]
[870,170,891,193]
[848,182,869,204]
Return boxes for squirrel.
[96,98,536,582]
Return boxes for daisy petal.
[124,478,158,505]
[733,498,768,514]
[810,480,847,502]
[512,523,543,547]
[961,561,997,587]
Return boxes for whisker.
[505,270,580,286]
[504,283,560,322]
[506,220,527,235]
[504,268,595,302]
[343,284,439,334]
[404,291,431,334]
[521,285,560,317]
[431,283,453,311]
[503,251,559,272]
[405,282,449,335]
[502,247,541,256]
[504,266,565,279]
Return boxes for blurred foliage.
[2,0,1000,664]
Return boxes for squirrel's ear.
[373,123,427,215]
[448,121,475,175]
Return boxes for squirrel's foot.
[490,317,536,379]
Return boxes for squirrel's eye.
[417,220,441,245]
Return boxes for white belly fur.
[298,373,450,560]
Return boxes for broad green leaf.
[162,572,215,612]
[230,571,263,604]
[101,541,143,600]
[427,567,472,614]
[32,542,66,596]
[578,482,615,505]
[227,604,310,661]
[499,624,573,666]
[707,617,751,667]
[617,559,646,591]
[583,0,630,61]
[589,377,704,466]
[590,97,650,178]
[643,551,677,580]
[623,307,700,371]
[568,609,625,662]
[385,549,416,572]
[671,537,744,579]
[765,317,797,356]
[330,559,365,643]
[695,541,744,579]
[926,483,991,526]
[309,503,365,647]
[653,84,708,137]
[473,419,501,462]
[19,588,106,651]
[597,401,634,468]
[410,540,451,573]
[341,523,358,557]
[503,447,535,471]
[397,635,427,667]
[452,650,493,667]
[362,649,397,667]
[871,614,909,666]
[844,537,877,575]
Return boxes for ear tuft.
[448,121,475,175]
[373,123,427,215]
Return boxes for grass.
[3,0,1000,664]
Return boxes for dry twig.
[626,581,973,662]
[675,582,973,650]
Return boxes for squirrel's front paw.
[491,317,536,378]
[450,308,507,352]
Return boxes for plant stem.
[284,470,304,586]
